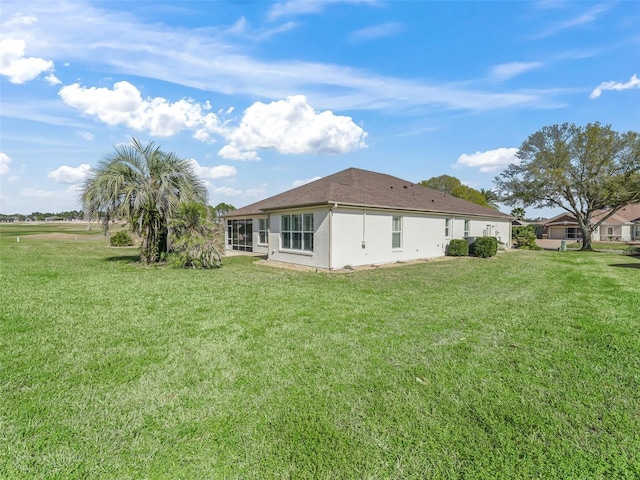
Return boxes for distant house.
[542,204,640,242]
[223,168,512,270]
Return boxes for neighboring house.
[223,168,512,270]
[542,203,640,242]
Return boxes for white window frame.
[445,218,452,238]
[463,219,470,238]
[281,213,314,252]
[258,218,268,245]
[392,216,402,249]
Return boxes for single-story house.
[542,204,640,242]
[223,168,512,270]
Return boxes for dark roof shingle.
[226,167,510,219]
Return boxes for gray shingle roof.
[543,203,640,226]
[226,168,510,219]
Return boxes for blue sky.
[1,0,639,217]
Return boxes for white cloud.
[187,160,237,179]
[455,147,519,173]
[268,0,378,20]
[0,153,12,175]
[21,187,56,198]
[212,186,243,196]
[533,3,609,38]
[0,39,55,84]
[45,73,61,85]
[47,164,91,184]
[219,95,367,160]
[350,22,405,42]
[590,74,640,99]
[217,145,260,161]
[59,81,224,138]
[5,13,38,27]
[268,1,327,20]
[491,62,543,81]
[76,131,95,141]
[0,2,562,115]
[292,176,322,187]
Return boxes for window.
[606,226,614,236]
[281,213,314,252]
[227,219,253,252]
[258,218,268,244]
[445,218,452,238]
[392,216,402,249]
[463,220,470,237]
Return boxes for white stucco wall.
[329,208,511,269]
[228,207,511,270]
[268,208,330,268]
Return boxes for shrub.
[472,236,498,258]
[623,245,640,256]
[166,235,222,269]
[448,239,469,256]
[167,202,223,269]
[109,231,134,247]
[512,227,540,250]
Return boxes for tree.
[167,202,223,268]
[495,123,640,251]
[212,202,236,220]
[81,138,208,263]
[479,188,501,210]
[420,175,490,208]
[510,207,526,220]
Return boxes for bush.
[448,239,469,256]
[472,236,498,258]
[166,235,222,269]
[512,227,540,250]
[623,245,640,256]
[109,231,134,247]
[167,202,224,269]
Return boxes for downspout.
[267,212,271,259]
[329,204,335,269]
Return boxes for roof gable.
[615,203,640,222]
[227,168,510,219]
[543,203,640,226]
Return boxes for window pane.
[304,214,313,232]
[282,232,291,249]
[392,232,401,249]
[282,215,290,231]
[392,216,401,231]
[304,232,313,251]
[292,214,302,232]
[292,232,302,250]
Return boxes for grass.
[566,240,632,251]
[1,223,639,479]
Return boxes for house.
[223,168,512,270]
[542,204,640,242]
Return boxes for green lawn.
[566,241,632,251]
[1,224,639,479]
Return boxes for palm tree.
[510,207,526,220]
[81,138,207,264]
[479,188,501,210]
